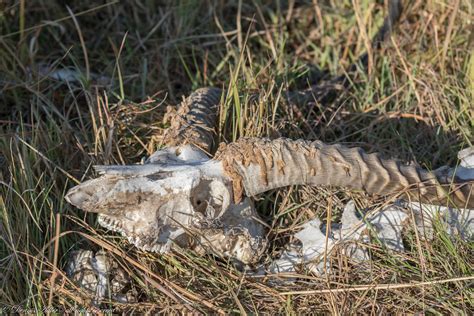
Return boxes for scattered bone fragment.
[269,194,473,277]
[294,219,333,275]
[44,67,82,82]
[406,146,474,240]
[146,144,209,164]
[269,219,330,274]
[269,250,300,274]
[339,202,411,260]
[269,203,408,276]
[459,147,474,168]
[339,201,370,262]
[453,146,474,180]
[404,202,474,240]
[366,205,408,251]
[66,249,137,304]
[294,219,333,262]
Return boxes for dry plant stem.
[285,0,403,105]
[156,0,403,134]
[215,137,473,208]
[158,1,403,140]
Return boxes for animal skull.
[66,144,267,263]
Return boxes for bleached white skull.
[66,146,267,264]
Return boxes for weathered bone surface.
[67,160,230,252]
[269,203,407,274]
[269,198,473,276]
[268,218,330,274]
[405,201,474,241]
[215,137,473,208]
[192,198,266,264]
[66,87,267,265]
[66,249,137,304]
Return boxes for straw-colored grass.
[1,0,473,313]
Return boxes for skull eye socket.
[192,197,208,214]
[190,179,230,219]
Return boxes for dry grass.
[1,0,473,313]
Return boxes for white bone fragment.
[339,201,370,262]
[336,203,407,262]
[403,202,474,240]
[91,251,110,303]
[449,146,474,180]
[406,146,474,240]
[368,205,407,251]
[66,250,137,304]
[459,146,474,168]
[146,144,210,164]
[295,219,333,262]
[269,250,300,274]
[270,203,409,276]
[269,219,333,275]
[274,196,472,278]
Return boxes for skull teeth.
[98,215,177,253]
